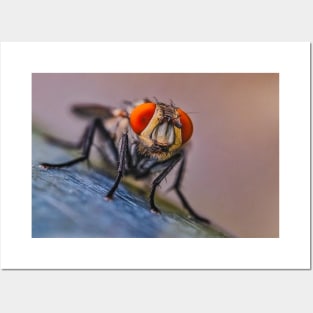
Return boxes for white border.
[0,42,310,269]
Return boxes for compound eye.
[129,102,156,134]
[177,108,193,144]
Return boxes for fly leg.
[149,154,181,214]
[105,133,128,199]
[169,152,211,224]
[42,126,89,149]
[40,118,118,168]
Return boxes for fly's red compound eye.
[177,109,193,144]
[129,102,156,134]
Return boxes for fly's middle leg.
[105,132,129,199]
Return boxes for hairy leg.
[40,118,118,168]
[149,154,182,214]
[169,152,211,224]
[105,133,129,199]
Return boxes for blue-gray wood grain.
[32,131,226,238]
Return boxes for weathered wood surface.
[32,131,227,238]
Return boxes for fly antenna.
[152,96,160,104]
[169,99,176,108]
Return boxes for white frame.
[0,42,310,269]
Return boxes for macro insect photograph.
[32,73,279,238]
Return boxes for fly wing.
[71,104,115,119]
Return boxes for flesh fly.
[40,99,210,223]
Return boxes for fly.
[40,98,210,224]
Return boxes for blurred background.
[32,73,279,237]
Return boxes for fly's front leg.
[169,152,211,224]
[149,154,181,214]
[105,132,129,199]
[40,118,117,169]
